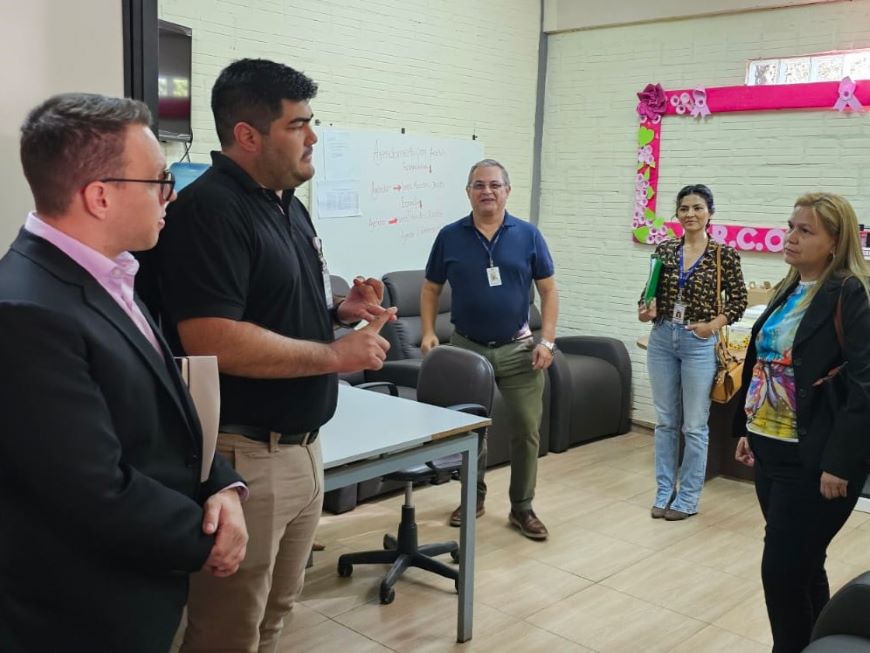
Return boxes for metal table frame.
[322,390,482,642]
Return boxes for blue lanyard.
[678,245,704,290]
[474,224,505,267]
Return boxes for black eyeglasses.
[99,170,176,202]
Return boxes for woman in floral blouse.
[638,184,747,520]
[734,193,870,653]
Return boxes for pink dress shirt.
[25,212,163,354]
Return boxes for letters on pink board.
[666,222,787,252]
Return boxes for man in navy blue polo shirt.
[420,159,559,540]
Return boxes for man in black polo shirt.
[151,59,394,653]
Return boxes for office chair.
[336,345,494,604]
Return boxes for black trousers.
[749,433,865,653]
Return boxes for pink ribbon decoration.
[691,87,711,117]
[833,77,862,112]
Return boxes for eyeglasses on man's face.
[99,170,176,202]
[469,181,507,192]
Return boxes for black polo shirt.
[154,151,336,433]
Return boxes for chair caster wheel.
[337,562,353,578]
[450,549,460,563]
[379,583,395,605]
[383,534,397,550]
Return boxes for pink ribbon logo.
[690,87,711,118]
[833,77,862,112]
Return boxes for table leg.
[457,435,478,642]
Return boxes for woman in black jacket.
[734,192,870,653]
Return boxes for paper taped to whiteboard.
[316,183,361,218]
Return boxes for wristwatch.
[539,338,556,353]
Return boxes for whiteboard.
[310,128,484,281]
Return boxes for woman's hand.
[687,314,727,339]
[686,321,716,339]
[734,436,755,467]
[820,472,848,499]
[638,298,657,323]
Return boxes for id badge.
[486,266,502,287]
[312,235,334,308]
[322,266,334,308]
[672,301,687,325]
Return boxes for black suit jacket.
[0,230,241,653]
[733,275,870,482]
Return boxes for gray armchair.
[547,336,632,451]
[804,571,870,652]
[379,269,453,360]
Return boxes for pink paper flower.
[670,92,694,115]
[651,228,670,244]
[636,83,667,122]
[637,145,655,166]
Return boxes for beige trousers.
[180,433,323,653]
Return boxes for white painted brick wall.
[158,0,541,221]
[540,0,870,424]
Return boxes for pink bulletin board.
[632,78,870,252]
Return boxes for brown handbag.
[710,246,744,404]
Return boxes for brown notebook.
[176,356,220,482]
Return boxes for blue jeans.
[647,320,718,514]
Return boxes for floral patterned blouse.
[643,238,748,325]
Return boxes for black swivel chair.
[336,346,495,604]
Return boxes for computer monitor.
[157,20,192,142]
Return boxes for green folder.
[643,255,662,307]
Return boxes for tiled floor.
[279,429,870,652]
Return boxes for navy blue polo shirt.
[425,212,554,343]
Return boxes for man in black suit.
[0,93,248,653]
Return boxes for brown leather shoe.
[509,509,549,540]
[449,499,485,527]
[650,506,667,519]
